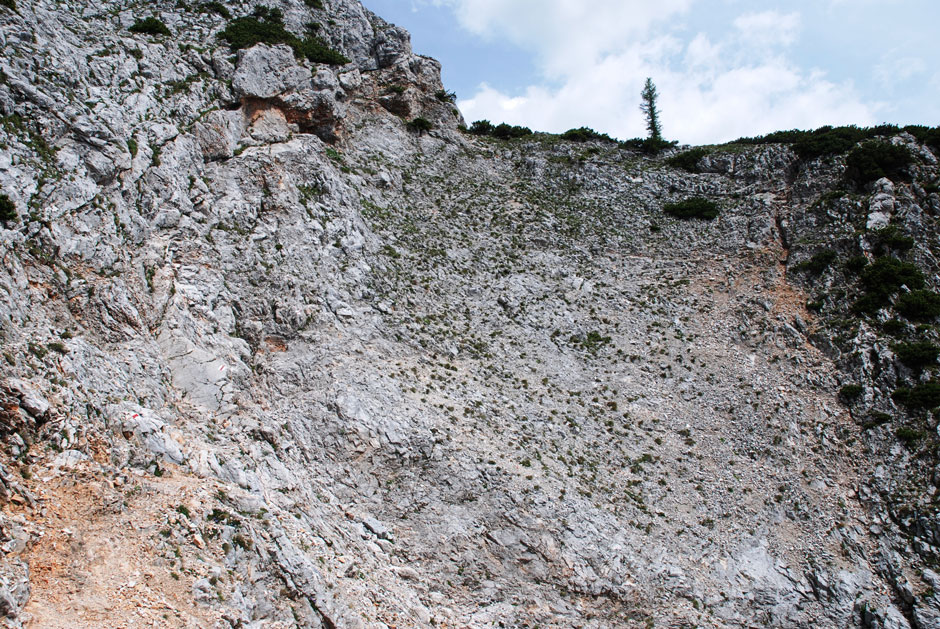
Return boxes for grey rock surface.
[0,1,937,628]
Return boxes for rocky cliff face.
[1,1,939,627]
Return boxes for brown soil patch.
[13,464,221,628]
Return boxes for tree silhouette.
[640,78,662,142]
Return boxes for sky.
[360,0,940,145]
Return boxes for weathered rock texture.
[0,1,939,628]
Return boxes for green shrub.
[903,125,940,154]
[859,257,924,298]
[621,137,677,154]
[407,117,432,134]
[0,0,15,11]
[296,36,349,65]
[667,147,710,173]
[735,124,940,160]
[925,183,940,195]
[467,120,494,136]
[218,8,348,65]
[896,290,940,321]
[869,225,914,255]
[435,89,456,103]
[853,257,925,314]
[492,123,531,139]
[561,127,617,143]
[465,120,531,140]
[892,381,940,410]
[199,2,231,18]
[736,124,901,160]
[896,426,926,447]
[0,193,16,225]
[795,250,837,275]
[663,198,719,221]
[861,412,892,430]
[304,0,324,7]
[129,17,172,37]
[882,319,908,336]
[839,384,864,403]
[845,141,912,186]
[844,255,869,275]
[894,341,940,371]
[570,331,611,353]
[796,126,896,160]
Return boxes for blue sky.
[361,0,940,144]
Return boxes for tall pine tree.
[640,78,662,142]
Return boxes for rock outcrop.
[0,1,939,628]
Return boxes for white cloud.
[874,55,927,87]
[435,0,693,76]
[449,1,880,143]
[733,11,801,47]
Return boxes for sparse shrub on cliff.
[794,250,837,275]
[467,120,493,136]
[869,225,914,255]
[663,198,719,221]
[0,0,15,11]
[562,127,616,143]
[621,137,677,153]
[737,125,900,160]
[854,257,924,313]
[296,36,349,65]
[304,0,324,8]
[199,2,231,18]
[466,120,532,140]
[845,141,912,186]
[435,89,456,103]
[894,341,940,371]
[129,17,172,37]
[407,117,432,134]
[492,123,531,139]
[0,194,16,225]
[892,381,940,410]
[667,147,709,173]
[896,290,940,321]
[896,426,926,447]
[838,384,864,403]
[218,6,349,65]
[904,125,940,154]
[844,255,869,275]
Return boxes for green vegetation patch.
[853,257,925,314]
[0,0,15,11]
[838,384,864,403]
[896,426,927,447]
[869,225,914,255]
[894,341,940,371]
[218,6,349,65]
[570,331,612,353]
[561,127,617,143]
[892,381,940,410]
[667,147,710,173]
[0,193,16,225]
[794,250,837,275]
[407,117,432,134]
[845,141,912,186]
[896,290,940,321]
[663,198,719,221]
[129,17,172,37]
[466,120,533,140]
[737,124,909,160]
[198,2,231,18]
